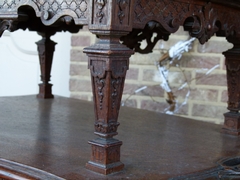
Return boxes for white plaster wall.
[0,29,71,97]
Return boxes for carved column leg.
[84,33,133,175]
[36,32,56,99]
[222,37,240,135]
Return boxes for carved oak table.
[0,0,240,176]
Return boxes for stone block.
[192,104,226,119]
[70,64,89,76]
[221,90,228,103]
[170,55,221,69]
[196,73,227,86]
[172,87,218,102]
[126,68,139,80]
[71,49,88,62]
[198,39,233,53]
[69,79,92,92]
[71,35,91,47]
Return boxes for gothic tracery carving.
[133,1,240,47]
[0,0,89,26]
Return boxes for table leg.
[84,33,133,175]
[36,31,56,99]
[223,37,240,135]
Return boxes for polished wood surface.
[0,96,240,179]
[1,0,240,175]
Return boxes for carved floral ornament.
[117,0,128,24]
[190,2,219,44]
[129,1,240,53]
[96,0,106,23]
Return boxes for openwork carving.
[0,0,88,26]
[134,0,190,32]
[121,21,169,54]
[35,0,88,18]
[95,0,106,23]
[132,1,240,45]
[117,0,128,24]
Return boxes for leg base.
[86,138,124,175]
[86,161,124,175]
[37,83,54,99]
[222,112,240,135]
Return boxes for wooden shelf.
[0,95,239,179]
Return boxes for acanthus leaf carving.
[90,61,107,110]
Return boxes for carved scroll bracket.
[0,20,17,37]
[95,0,106,23]
[189,2,219,44]
[120,21,170,54]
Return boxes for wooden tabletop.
[0,95,240,179]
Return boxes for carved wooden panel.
[132,0,240,44]
[0,0,89,25]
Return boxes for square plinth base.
[222,112,240,135]
[86,138,124,175]
[37,83,54,99]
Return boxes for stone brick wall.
[70,26,232,124]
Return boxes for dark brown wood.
[222,37,240,135]
[36,31,56,99]
[0,96,240,179]
[0,158,64,180]
[1,0,240,176]
[84,33,133,174]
